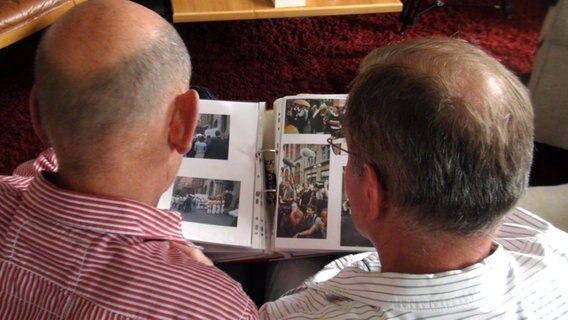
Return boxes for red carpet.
[181,0,547,103]
[0,0,553,176]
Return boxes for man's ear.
[363,162,386,222]
[168,89,199,154]
[29,86,50,147]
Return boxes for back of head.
[34,0,190,170]
[345,38,534,235]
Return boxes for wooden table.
[171,0,403,23]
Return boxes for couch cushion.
[0,0,81,49]
[516,184,568,232]
[529,0,568,150]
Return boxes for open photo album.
[157,95,374,262]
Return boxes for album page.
[272,94,374,252]
[158,99,265,248]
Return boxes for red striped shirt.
[0,149,258,319]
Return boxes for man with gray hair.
[0,0,258,318]
[260,38,568,319]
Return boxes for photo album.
[157,95,373,262]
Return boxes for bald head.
[34,0,191,171]
[41,0,170,76]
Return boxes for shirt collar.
[307,244,513,311]
[22,172,185,241]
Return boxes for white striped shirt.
[0,149,258,319]
[260,208,568,319]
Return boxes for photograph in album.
[158,99,263,249]
[153,95,375,257]
[340,167,373,247]
[284,97,346,134]
[185,113,230,160]
[276,143,330,238]
[170,176,241,228]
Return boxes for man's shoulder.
[259,257,378,320]
[497,207,568,264]
[0,175,28,193]
[101,241,258,318]
[311,216,321,225]
[260,292,376,320]
[0,176,30,237]
[498,207,568,241]
[0,175,33,216]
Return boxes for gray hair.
[345,38,534,235]
[35,23,190,160]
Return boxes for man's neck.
[50,163,166,206]
[371,215,495,274]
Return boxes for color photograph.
[185,113,230,160]
[284,98,346,134]
[276,143,330,238]
[340,167,373,247]
[170,177,240,227]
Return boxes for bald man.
[0,0,258,318]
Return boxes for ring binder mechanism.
[157,95,373,263]
[256,190,277,196]
[259,148,278,154]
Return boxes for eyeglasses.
[326,131,352,156]
[327,131,388,190]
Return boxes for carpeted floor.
[1,0,566,184]
[180,0,546,103]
